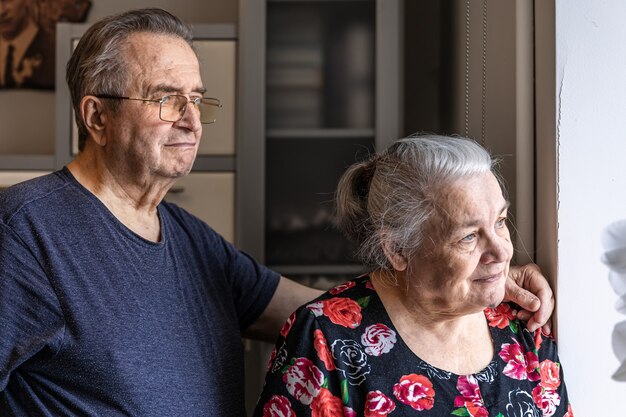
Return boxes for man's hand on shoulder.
[504,263,555,334]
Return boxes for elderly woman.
[254,135,572,417]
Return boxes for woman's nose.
[482,233,512,263]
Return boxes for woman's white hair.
[335,134,501,271]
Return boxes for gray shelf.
[268,264,366,276]
[266,128,374,139]
[0,155,55,170]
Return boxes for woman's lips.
[474,271,504,283]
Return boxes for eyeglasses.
[94,94,221,124]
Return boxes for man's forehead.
[122,32,202,93]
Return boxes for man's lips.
[164,141,196,147]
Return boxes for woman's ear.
[381,238,408,271]
[80,96,108,146]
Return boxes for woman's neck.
[370,271,495,375]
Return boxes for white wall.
[556,0,626,413]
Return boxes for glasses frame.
[94,94,222,124]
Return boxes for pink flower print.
[361,324,397,356]
[498,339,540,381]
[485,303,515,329]
[280,312,297,338]
[454,375,488,417]
[343,406,357,417]
[365,280,375,291]
[532,385,561,417]
[307,301,324,317]
[392,374,435,411]
[329,280,356,294]
[262,395,296,417]
[564,403,575,417]
[364,390,396,417]
[282,357,324,405]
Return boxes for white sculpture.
[601,219,626,381]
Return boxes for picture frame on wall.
[0,0,90,90]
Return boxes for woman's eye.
[461,233,476,243]
[496,217,507,227]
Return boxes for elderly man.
[0,8,553,416]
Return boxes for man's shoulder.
[0,171,69,223]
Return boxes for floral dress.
[254,276,573,417]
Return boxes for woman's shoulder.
[485,302,559,361]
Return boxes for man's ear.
[80,96,108,146]
[381,237,408,271]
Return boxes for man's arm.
[247,263,555,342]
[243,276,323,343]
[504,263,555,334]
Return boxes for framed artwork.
[0,0,90,90]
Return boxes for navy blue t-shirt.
[0,168,280,416]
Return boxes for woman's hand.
[504,263,555,334]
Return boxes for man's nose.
[175,102,202,132]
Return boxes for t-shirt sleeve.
[218,234,280,331]
[0,223,64,391]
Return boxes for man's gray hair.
[335,134,500,271]
[66,8,193,151]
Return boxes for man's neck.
[67,152,174,242]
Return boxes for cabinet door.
[196,40,237,156]
[163,172,235,243]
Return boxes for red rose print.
[532,385,561,417]
[564,403,574,417]
[453,375,488,417]
[329,281,356,295]
[485,303,515,329]
[365,280,375,291]
[498,339,540,381]
[534,328,543,351]
[361,324,397,356]
[267,347,277,372]
[313,329,336,371]
[392,374,435,411]
[263,395,296,417]
[539,359,561,390]
[322,298,362,328]
[280,312,297,338]
[283,357,324,405]
[310,388,344,417]
[364,390,396,417]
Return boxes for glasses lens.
[197,98,221,124]
[159,95,187,122]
